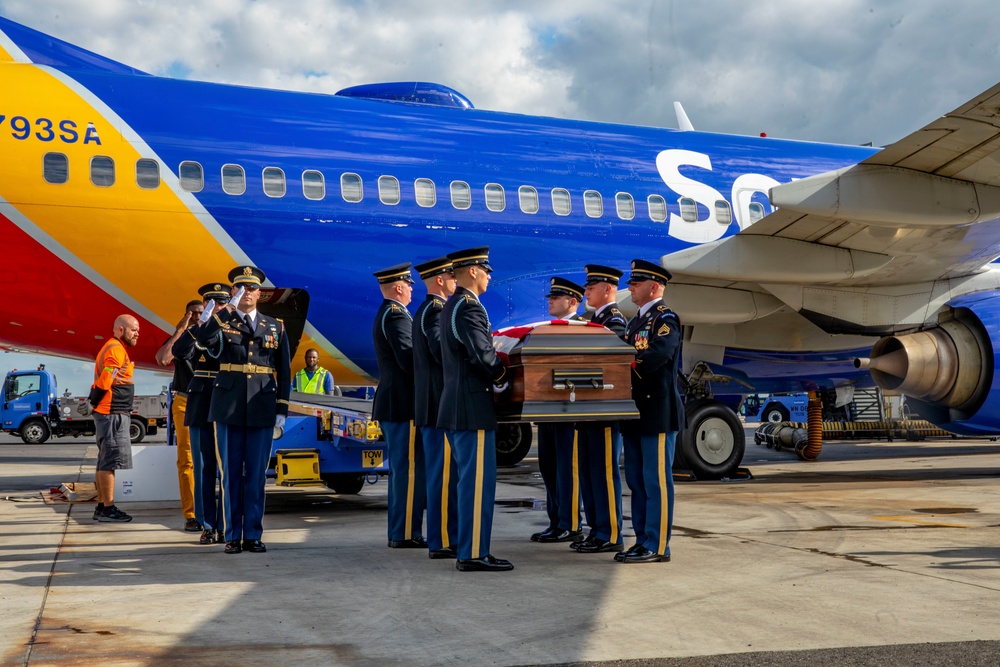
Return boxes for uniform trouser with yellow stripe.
[447,429,497,561]
[381,421,426,542]
[214,424,271,542]
[536,422,581,532]
[577,422,623,544]
[190,424,221,531]
[420,426,458,552]
[171,395,196,519]
[622,431,676,556]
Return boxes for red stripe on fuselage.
[0,211,164,367]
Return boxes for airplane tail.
[0,15,147,74]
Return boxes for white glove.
[198,305,213,323]
[494,382,509,393]
[228,286,245,308]
[274,415,286,431]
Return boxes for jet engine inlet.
[859,318,986,410]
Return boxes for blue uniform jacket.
[413,294,446,428]
[372,298,415,423]
[437,287,508,431]
[591,304,628,339]
[172,325,222,428]
[622,301,685,435]
[197,309,291,428]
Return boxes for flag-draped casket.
[492,320,639,422]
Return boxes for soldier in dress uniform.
[197,266,291,555]
[172,283,230,544]
[532,277,585,544]
[616,259,684,564]
[573,265,628,554]
[372,263,427,549]
[438,247,513,572]
[412,256,459,559]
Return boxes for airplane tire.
[322,473,366,494]
[496,422,532,467]
[129,417,146,444]
[763,404,790,423]
[20,419,51,444]
[679,400,745,479]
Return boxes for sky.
[2,0,1000,393]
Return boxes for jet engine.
[855,296,1000,434]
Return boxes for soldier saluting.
[197,265,291,555]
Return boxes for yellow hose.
[800,391,823,461]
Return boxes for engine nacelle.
[856,294,1000,434]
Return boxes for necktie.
[245,314,253,330]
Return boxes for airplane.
[3,15,1000,479]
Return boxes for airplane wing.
[662,81,1000,335]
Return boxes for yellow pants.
[172,395,195,519]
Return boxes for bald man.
[89,314,140,523]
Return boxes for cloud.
[3,0,998,147]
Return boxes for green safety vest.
[295,367,329,394]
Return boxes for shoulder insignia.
[610,308,623,316]
[657,304,668,312]
[390,304,402,312]
[657,323,671,336]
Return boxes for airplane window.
[584,190,603,218]
[647,195,667,222]
[222,164,246,195]
[90,156,115,188]
[715,200,733,225]
[749,202,765,223]
[302,170,325,200]
[415,178,436,207]
[378,176,401,205]
[450,181,471,210]
[551,188,571,216]
[341,173,363,203]
[263,167,286,198]
[518,186,539,214]
[485,184,505,212]
[136,159,160,190]
[616,193,635,220]
[179,161,204,192]
[679,197,698,223]
[43,153,69,185]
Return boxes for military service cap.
[198,283,232,301]
[228,265,266,287]
[584,264,624,286]
[373,262,415,284]
[447,246,493,272]
[545,276,585,300]
[626,259,672,285]
[414,256,454,280]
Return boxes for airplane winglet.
[674,101,694,131]
[0,15,148,74]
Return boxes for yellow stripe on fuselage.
[0,63,368,383]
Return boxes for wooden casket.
[493,321,638,422]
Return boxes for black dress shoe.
[214,530,225,544]
[184,518,202,532]
[199,529,215,545]
[224,540,242,554]
[530,526,558,542]
[388,537,428,548]
[577,538,625,554]
[243,539,267,553]
[537,529,583,543]
[620,546,669,563]
[614,544,642,562]
[456,554,514,572]
[428,546,457,559]
[570,535,597,551]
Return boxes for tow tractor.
[266,390,388,493]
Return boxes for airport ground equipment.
[266,391,388,494]
[1,368,167,444]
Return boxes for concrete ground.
[2,429,1000,666]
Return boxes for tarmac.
[2,429,1000,667]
